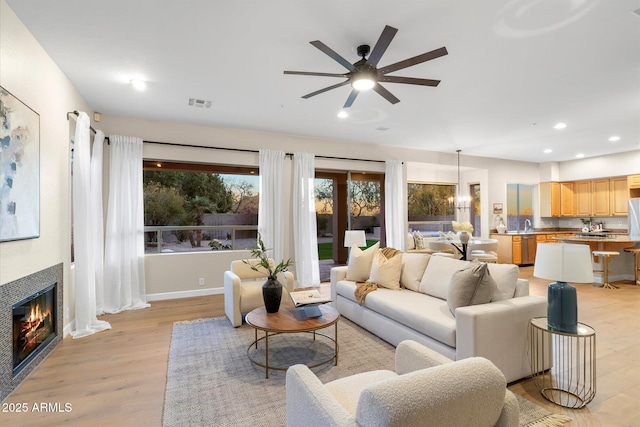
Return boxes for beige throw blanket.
[354,247,401,305]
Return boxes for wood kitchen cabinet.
[611,177,629,215]
[575,180,592,216]
[540,182,561,217]
[592,179,611,216]
[512,235,522,265]
[560,182,575,216]
[629,174,640,198]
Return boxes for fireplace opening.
[12,283,57,377]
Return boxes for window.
[143,161,259,253]
[507,183,534,232]
[407,183,456,235]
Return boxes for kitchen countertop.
[553,235,640,243]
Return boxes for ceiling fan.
[284,25,448,108]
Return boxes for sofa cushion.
[346,242,380,282]
[487,263,519,301]
[369,250,403,290]
[336,281,457,347]
[447,262,497,315]
[419,256,470,300]
[400,253,431,292]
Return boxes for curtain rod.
[66,111,110,144]
[143,140,386,163]
[66,111,385,163]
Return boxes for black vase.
[262,276,283,313]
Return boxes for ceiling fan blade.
[379,46,448,75]
[302,80,351,99]
[379,76,441,86]
[284,71,348,78]
[373,83,400,104]
[343,90,359,108]
[310,41,355,71]
[365,25,398,67]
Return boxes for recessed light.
[576,153,585,158]
[608,136,620,142]
[543,149,552,154]
[130,79,146,91]
[337,111,348,119]
[554,123,567,130]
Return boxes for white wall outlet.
[199,278,205,286]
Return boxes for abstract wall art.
[0,86,40,242]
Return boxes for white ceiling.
[7,0,640,163]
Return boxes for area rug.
[163,316,571,427]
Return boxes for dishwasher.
[520,235,537,265]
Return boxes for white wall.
[0,1,94,332]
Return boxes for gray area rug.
[163,316,570,427]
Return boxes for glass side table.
[529,317,596,408]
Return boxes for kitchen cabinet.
[560,182,575,216]
[512,236,522,265]
[540,182,561,217]
[575,180,592,216]
[592,179,611,216]
[629,174,640,198]
[611,177,628,216]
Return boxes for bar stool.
[592,250,619,289]
[623,247,640,286]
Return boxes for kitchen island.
[553,234,640,286]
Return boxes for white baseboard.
[146,287,224,301]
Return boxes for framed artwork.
[493,203,503,215]
[0,86,40,242]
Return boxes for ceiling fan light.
[352,77,375,91]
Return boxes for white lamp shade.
[533,243,594,283]
[344,230,367,248]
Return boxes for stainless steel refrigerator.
[629,199,640,239]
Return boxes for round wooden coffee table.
[245,301,339,378]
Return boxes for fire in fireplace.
[12,283,57,376]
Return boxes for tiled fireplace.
[0,264,63,401]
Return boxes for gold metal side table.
[529,317,596,408]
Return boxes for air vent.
[376,127,390,131]
[188,98,212,108]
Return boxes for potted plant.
[244,233,293,313]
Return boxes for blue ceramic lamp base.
[547,281,578,334]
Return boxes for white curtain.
[293,152,320,285]
[385,160,406,250]
[258,149,285,262]
[91,130,106,315]
[103,135,150,314]
[71,112,111,338]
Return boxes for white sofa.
[330,254,547,383]
[287,340,519,427]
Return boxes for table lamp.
[344,230,367,249]
[533,243,594,334]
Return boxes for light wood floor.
[1,267,638,427]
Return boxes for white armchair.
[224,258,295,327]
[286,340,519,427]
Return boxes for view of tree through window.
[407,183,456,234]
[142,161,259,253]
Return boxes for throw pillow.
[400,253,431,292]
[447,261,497,316]
[346,242,380,282]
[368,250,403,290]
[418,255,470,299]
[487,263,519,301]
[405,232,416,250]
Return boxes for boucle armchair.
[286,340,519,427]
[224,258,294,327]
